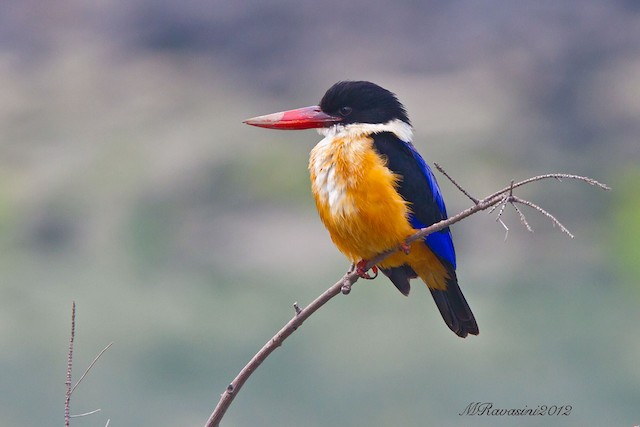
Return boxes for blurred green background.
[1,1,639,426]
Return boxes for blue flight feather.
[405,144,457,268]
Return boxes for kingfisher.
[244,81,478,338]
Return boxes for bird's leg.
[355,260,378,280]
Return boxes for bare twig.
[498,218,509,241]
[512,196,574,238]
[70,342,114,394]
[64,303,113,427]
[512,203,533,233]
[485,173,609,202]
[487,195,505,215]
[493,180,525,240]
[434,162,479,204]
[204,273,356,427]
[70,409,102,418]
[204,169,609,427]
[488,193,511,240]
[495,196,509,222]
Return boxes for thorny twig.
[204,167,609,427]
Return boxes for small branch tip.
[512,203,534,233]
[498,218,509,241]
[434,162,479,204]
[512,196,575,238]
[70,408,101,418]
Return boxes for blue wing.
[372,132,456,268]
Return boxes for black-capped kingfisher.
[244,81,478,338]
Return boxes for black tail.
[429,270,478,338]
[381,265,479,338]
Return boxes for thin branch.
[434,162,479,204]
[70,342,114,395]
[485,173,609,202]
[512,203,533,233]
[512,196,575,238]
[495,195,509,222]
[70,409,102,418]
[65,302,76,427]
[498,218,509,241]
[204,170,609,427]
[493,181,520,240]
[487,195,506,215]
[204,273,356,427]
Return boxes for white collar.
[318,119,413,142]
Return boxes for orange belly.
[309,133,449,290]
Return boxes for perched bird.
[244,81,478,338]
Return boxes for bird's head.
[243,81,411,131]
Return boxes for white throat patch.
[318,118,413,143]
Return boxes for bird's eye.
[339,106,353,116]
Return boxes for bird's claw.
[400,241,411,255]
[355,260,378,280]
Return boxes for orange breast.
[309,133,414,261]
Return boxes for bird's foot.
[355,260,378,280]
[400,241,411,255]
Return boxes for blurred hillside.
[0,1,639,426]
